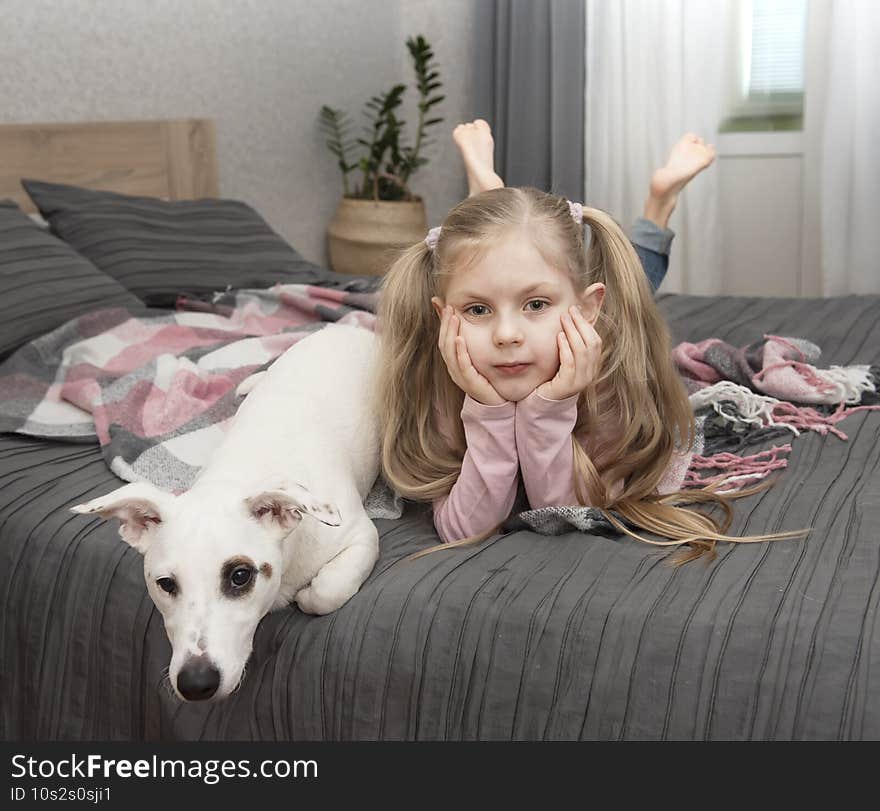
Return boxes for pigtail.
[562,207,686,509]
[574,206,808,562]
[580,208,654,387]
[375,242,466,502]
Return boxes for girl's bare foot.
[644,133,716,228]
[453,119,504,197]
[651,133,716,198]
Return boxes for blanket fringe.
[684,444,792,493]
[690,381,794,432]
[821,364,876,404]
[768,399,880,441]
[689,380,880,441]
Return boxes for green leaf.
[322,34,447,198]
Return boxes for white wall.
[0,0,475,266]
[717,132,806,297]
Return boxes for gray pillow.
[22,179,339,308]
[0,199,143,361]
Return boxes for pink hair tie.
[424,226,441,251]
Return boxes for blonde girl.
[373,121,804,562]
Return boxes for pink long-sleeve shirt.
[432,389,693,543]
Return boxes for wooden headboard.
[0,118,219,213]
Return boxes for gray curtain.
[474,0,585,203]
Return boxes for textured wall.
[0,0,475,266]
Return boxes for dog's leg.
[293,522,379,615]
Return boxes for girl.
[374,120,803,561]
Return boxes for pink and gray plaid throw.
[674,334,880,491]
[0,284,377,492]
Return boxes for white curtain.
[803,0,880,296]
[584,0,734,294]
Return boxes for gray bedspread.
[2,293,879,740]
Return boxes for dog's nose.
[177,656,221,701]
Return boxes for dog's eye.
[156,577,177,595]
[230,567,253,588]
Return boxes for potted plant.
[320,35,444,276]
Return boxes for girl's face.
[432,231,604,403]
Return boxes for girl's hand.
[535,305,602,401]
[437,305,508,406]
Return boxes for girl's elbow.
[433,515,498,545]
[435,523,453,544]
[432,510,457,543]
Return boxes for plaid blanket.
[674,334,879,406]
[0,284,402,513]
[0,288,877,537]
[671,334,880,493]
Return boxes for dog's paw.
[293,584,349,616]
[293,587,319,614]
[293,543,375,616]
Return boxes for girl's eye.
[526,300,548,312]
[464,304,489,317]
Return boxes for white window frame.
[726,0,806,120]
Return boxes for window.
[721,0,807,132]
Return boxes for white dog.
[71,324,381,702]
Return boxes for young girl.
[374,120,802,561]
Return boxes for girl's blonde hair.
[372,187,807,563]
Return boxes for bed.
[1,120,879,741]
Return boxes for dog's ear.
[246,482,341,534]
[70,482,174,554]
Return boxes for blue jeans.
[630,217,674,293]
